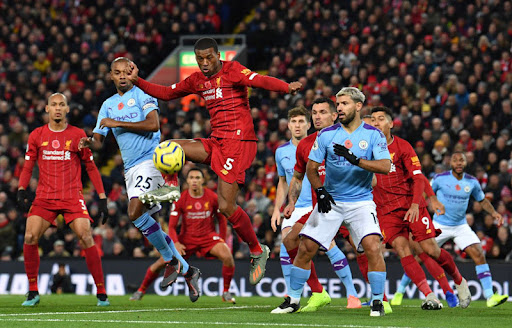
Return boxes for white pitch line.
[0,318,408,328]
[0,305,270,317]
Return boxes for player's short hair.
[48,92,68,105]
[312,97,336,113]
[336,87,366,104]
[187,167,205,179]
[371,106,393,122]
[194,37,219,53]
[451,151,467,160]
[362,114,372,119]
[111,57,132,70]
[287,105,311,122]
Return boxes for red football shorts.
[379,207,436,246]
[179,232,224,258]
[297,210,312,225]
[29,197,92,225]
[197,137,257,185]
[338,226,350,239]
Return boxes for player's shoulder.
[463,173,478,182]
[276,140,292,152]
[433,171,451,180]
[362,122,385,138]
[31,125,46,135]
[318,123,341,137]
[204,188,218,199]
[225,60,243,70]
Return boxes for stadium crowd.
[1,0,512,264]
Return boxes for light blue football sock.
[289,265,311,302]
[326,246,357,297]
[133,212,174,262]
[280,243,292,294]
[163,233,189,274]
[476,264,493,299]
[368,271,386,302]
[397,273,412,294]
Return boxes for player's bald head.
[48,93,68,105]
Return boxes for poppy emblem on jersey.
[52,140,60,149]
[344,140,353,148]
[455,184,461,191]
[118,102,124,110]
[127,98,135,107]
[359,140,368,150]
[194,202,202,210]
[464,186,470,193]
[205,81,212,89]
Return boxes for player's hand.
[314,187,335,213]
[99,118,119,129]
[429,196,445,215]
[333,143,360,166]
[493,212,504,226]
[125,62,140,84]
[175,242,186,256]
[271,210,282,232]
[17,189,29,213]
[283,203,295,219]
[288,81,302,95]
[78,137,92,150]
[98,198,108,225]
[404,203,420,222]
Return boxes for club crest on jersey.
[359,140,368,150]
[216,77,221,87]
[65,140,72,150]
[205,81,212,89]
[127,98,135,107]
[344,140,353,148]
[464,186,470,193]
[194,202,202,210]
[118,102,124,110]
[204,202,209,210]
[52,140,60,149]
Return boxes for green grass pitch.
[0,295,510,328]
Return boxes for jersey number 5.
[223,158,234,171]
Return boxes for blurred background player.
[126,37,302,285]
[130,168,235,303]
[272,99,360,313]
[371,107,472,309]
[18,93,109,306]
[431,152,508,308]
[79,57,200,298]
[287,87,391,316]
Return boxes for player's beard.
[54,118,62,123]
[340,109,356,125]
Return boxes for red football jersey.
[373,136,426,216]
[136,60,289,141]
[169,188,226,242]
[294,131,326,207]
[20,124,96,200]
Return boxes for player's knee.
[77,231,94,247]
[24,232,38,245]
[218,202,236,217]
[362,239,382,257]
[283,232,298,250]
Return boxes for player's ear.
[45,105,49,113]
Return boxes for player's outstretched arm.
[283,171,304,218]
[271,176,289,232]
[480,198,504,225]
[78,133,105,150]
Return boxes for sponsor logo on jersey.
[112,112,139,121]
[220,169,229,175]
[65,140,72,150]
[359,140,368,150]
[52,140,60,149]
[411,156,420,166]
[118,102,124,110]
[241,68,251,76]
[390,163,397,173]
[186,205,193,210]
[41,141,48,146]
[464,185,470,193]
[127,98,135,107]
[42,150,71,161]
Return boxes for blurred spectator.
[48,240,71,258]
[50,263,74,294]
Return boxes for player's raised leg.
[21,215,51,306]
[130,257,165,301]
[464,243,508,307]
[70,217,109,306]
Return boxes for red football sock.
[401,255,432,296]
[356,253,369,283]
[228,207,262,254]
[435,249,462,285]
[222,265,235,292]
[163,173,178,186]
[288,247,298,260]
[84,245,107,295]
[24,244,40,292]
[307,261,324,293]
[138,267,161,293]
[418,252,453,294]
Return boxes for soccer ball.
[153,141,185,174]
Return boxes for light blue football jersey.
[275,140,312,208]
[93,86,160,171]
[432,171,485,226]
[309,122,391,202]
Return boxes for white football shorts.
[434,221,481,251]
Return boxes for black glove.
[333,143,360,166]
[314,187,336,213]
[98,198,109,224]
[17,189,28,213]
